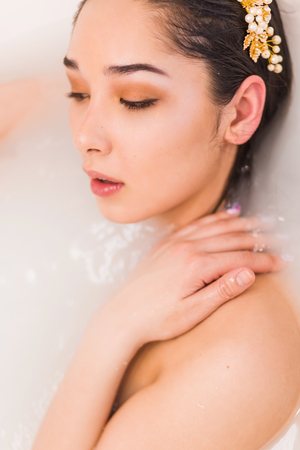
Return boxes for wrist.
[91,300,144,355]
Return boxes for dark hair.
[73,0,292,209]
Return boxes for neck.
[153,191,227,230]
[153,146,237,230]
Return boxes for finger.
[169,208,241,239]
[184,216,275,241]
[184,268,255,326]
[200,251,288,286]
[190,232,288,254]
[191,208,242,226]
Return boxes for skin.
[66,0,265,227]
[32,0,300,449]
[0,78,69,141]
[106,272,300,450]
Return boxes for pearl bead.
[245,13,254,23]
[262,50,271,59]
[249,7,257,15]
[273,45,280,53]
[268,64,275,72]
[270,55,279,64]
[272,35,282,44]
[267,27,274,36]
[265,0,273,4]
[256,15,263,23]
[277,55,283,63]
[256,27,264,34]
[248,22,258,32]
[274,64,283,74]
[260,21,267,30]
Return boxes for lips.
[83,169,124,198]
[83,169,123,184]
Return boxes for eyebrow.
[104,63,169,77]
[63,57,169,77]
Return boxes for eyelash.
[67,92,158,110]
[120,98,158,111]
[67,92,89,101]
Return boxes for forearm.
[33,305,140,450]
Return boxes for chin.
[95,198,153,224]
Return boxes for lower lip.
[90,179,124,198]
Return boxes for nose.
[73,105,113,158]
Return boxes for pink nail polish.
[226,205,241,215]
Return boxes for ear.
[223,76,266,145]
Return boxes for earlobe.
[224,75,266,145]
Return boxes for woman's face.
[66,0,237,227]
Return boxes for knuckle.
[242,250,256,265]
[186,252,205,271]
[174,240,194,255]
[215,218,238,233]
[217,278,236,301]
[216,219,228,229]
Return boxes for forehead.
[67,0,211,101]
[69,0,165,67]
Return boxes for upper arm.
[0,80,41,139]
[97,282,300,450]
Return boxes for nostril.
[87,148,101,152]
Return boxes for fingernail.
[281,254,294,262]
[236,270,255,287]
[226,205,241,215]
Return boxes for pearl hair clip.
[237,0,283,73]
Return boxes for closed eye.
[67,92,90,101]
[120,98,158,111]
[66,93,158,109]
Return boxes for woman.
[33,0,300,449]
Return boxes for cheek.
[69,104,87,142]
[69,105,79,138]
[118,103,220,196]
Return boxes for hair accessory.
[237,0,283,73]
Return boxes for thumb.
[191,268,255,323]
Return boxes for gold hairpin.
[237,0,283,73]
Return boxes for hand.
[102,210,287,347]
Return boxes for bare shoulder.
[183,271,300,406]
[99,273,300,450]
[165,271,300,369]
[202,271,300,359]
[194,271,300,349]
[176,272,300,439]
[158,272,300,446]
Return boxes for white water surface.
[1,1,300,449]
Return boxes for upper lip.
[83,168,124,184]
